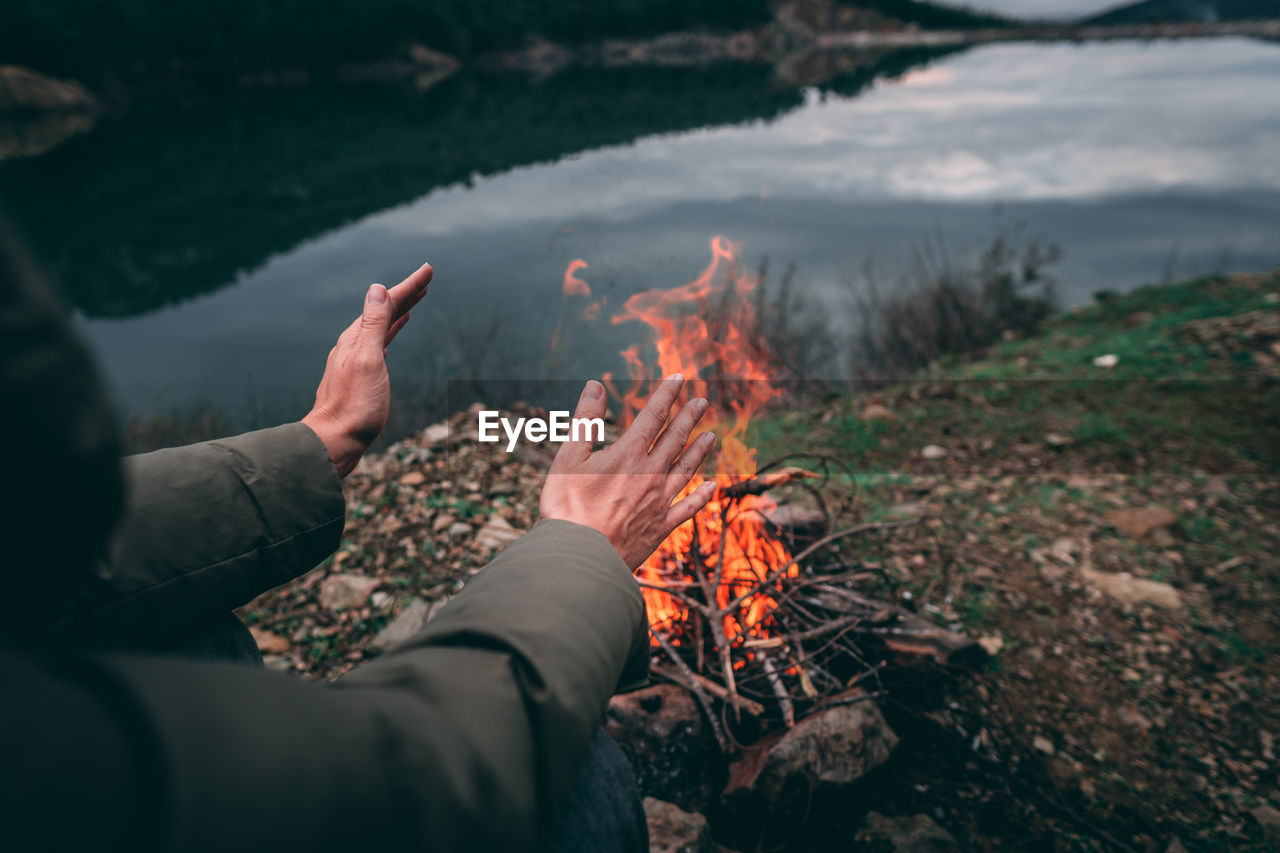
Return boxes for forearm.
[53,423,345,644]
[5,522,648,852]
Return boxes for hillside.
[1087,0,1280,23]
[0,1,1005,89]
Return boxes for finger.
[552,380,608,467]
[385,311,411,346]
[665,480,717,530]
[649,396,708,469]
[388,262,433,320]
[355,284,394,359]
[665,430,715,501]
[625,374,684,451]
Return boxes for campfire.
[559,237,980,750]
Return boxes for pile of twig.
[643,455,981,752]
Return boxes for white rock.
[422,423,450,444]
[474,515,524,551]
[1093,354,1119,368]
[920,444,948,460]
[1083,567,1182,610]
[372,599,432,650]
[318,573,380,610]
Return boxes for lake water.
[2,37,1278,440]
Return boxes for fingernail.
[695,398,708,413]
[667,373,683,383]
[703,431,715,444]
[367,284,387,305]
[583,380,604,400]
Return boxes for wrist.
[302,410,364,478]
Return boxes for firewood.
[720,466,820,499]
[652,663,766,717]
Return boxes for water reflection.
[3,37,1278,439]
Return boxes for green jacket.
[0,226,649,851]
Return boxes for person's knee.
[547,730,648,853]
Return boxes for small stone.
[1107,506,1179,539]
[398,471,426,486]
[370,591,393,610]
[1116,705,1152,732]
[372,599,431,650]
[432,513,456,533]
[862,403,894,420]
[888,502,923,519]
[920,444,948,460]
[422,422,450,444]
[977,634,1003,656]
[447,521,473,537]
[855,812,961,853]
[643,798,713,853]
[1093,354,1118,368]
[318,573,380,610]
[474,515,523,551]
[1083,566,1183,610]
[1249,804,1280,840]
[248,627,290,655]
[1204,477,1231,497]
[1033,735,1056,756]
[1049,537,1079,564]
[1044,432,1073,447]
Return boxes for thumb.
[356,284,393,355]
[554,380,608,466]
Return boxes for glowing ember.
[566,236,799,647]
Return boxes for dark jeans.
[176,613,648,853]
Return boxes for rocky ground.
[241,270,1280,851]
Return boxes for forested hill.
[0,0,1005,87]
[1086,0,1280,23]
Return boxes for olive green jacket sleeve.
[2,520,646,852]
[55,422,346,644]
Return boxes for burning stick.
[719,466,820,500]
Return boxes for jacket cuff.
[515,519,651,692]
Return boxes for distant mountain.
[1086,0,1280,23]
[851,0,1011,28]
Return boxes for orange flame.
[562,259,592,296]
[599,235,797,647]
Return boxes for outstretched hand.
[302,262,432,477]
[540,376,718,569]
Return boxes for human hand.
[302,262,432,477]
[540,376,718,569]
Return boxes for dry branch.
[720,466,820,499]
[652,663,766,717]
